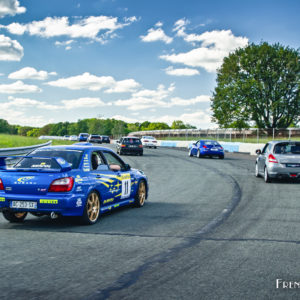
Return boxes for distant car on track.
[255,140,300,182]
[189,140,224,159]
[100,136,110,144]
[69,135,78,141]
[78,133,89,142]
[0,145,148,225]
[88,134,102,144]
[141,136,158,148]
[116,137,143,156]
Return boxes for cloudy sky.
[0,0,299,128]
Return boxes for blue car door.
[101,151,133,202]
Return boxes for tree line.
[0,118,196,138]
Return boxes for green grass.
[0,134,74,148]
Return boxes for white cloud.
[46,72,139,93]
[105,79,140,93]
[4,96,59,110]
[0,0,26,18]
[0,34,23,61]
[114,85,209,111]
[162,28,248,72]
[165,66,199,76]
[169,95,210,106]
[115,84,175,110]
[140,26,173,44]
[8,67,57,80]
[4,15,138,43]
[55,39,75,50]
[0,81,41,93]
[61,97,110,109]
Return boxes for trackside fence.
[129,128,300,143]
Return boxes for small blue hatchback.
[189,140,224,159]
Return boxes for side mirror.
[256,149,262,155]
[123,163,131,171]
[192,143,196,146]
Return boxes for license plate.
[211,148,218,151]
[129,145,136,148]
[286,164,300,168]
[11,201,37,209]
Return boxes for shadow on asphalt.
[0,201,188,234]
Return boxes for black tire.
[188,149,193,157]
[255,163,260,177]
[2,211,27,223]
[140,152,143,156]
[219,155,224,159]
[135,180,146,207]
[80,191,100,225]
[154,146,157,149]
[196,150,202,158]
[264,167,272,183]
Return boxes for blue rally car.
[0,144,148,225]
[189,140,225,159]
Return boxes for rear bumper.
[142,142,157,147]
[120,148,143,154]
[0,192,85,216]
[268,165,300,179]
[201,150,224,156]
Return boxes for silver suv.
[255,141,300,183]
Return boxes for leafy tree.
[211,42,300,129]
[0,119,11,133]
[27,128,40,137]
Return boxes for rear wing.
[0,156,72,172]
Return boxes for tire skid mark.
[88,149,243,300]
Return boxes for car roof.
[268,140,299,145]
[35,145,114,152]
[122,136,140,139]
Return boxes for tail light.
[268,154,278,163]
[121,144,126,148]
[203,145,207,149]
[0,178,4,190]
[153,141,157,143]
[144,140,149,142]
[49,177,74,192]
[139,145,143,148]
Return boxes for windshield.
[14,149,83,169]
[274,142,300,154]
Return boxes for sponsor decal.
[76,198,82,207]
[37,188,47,192]
[0,197,5,202]
[103,198,114,204]
[276,279,300,289]
[76,186,82,192]
[75,175,83,183]
[5,187,12,191]
[40,199,58,204]
[17,176,35,183]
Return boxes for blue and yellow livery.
[0,144,148,225]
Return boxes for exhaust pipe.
[50,212,59,219]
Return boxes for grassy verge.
[0,134,74,148]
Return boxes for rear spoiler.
[0,156,72,172]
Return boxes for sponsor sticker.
[76,198,82,207]
[40,199,58,204]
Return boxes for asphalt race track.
[0,145,299,300]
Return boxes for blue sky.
[0,0,299,128]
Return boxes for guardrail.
[0,141,52,156]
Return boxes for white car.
[141,136,158,148]
[69,135,78,141]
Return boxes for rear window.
[123,138,141,145]
[90,135,100,138]
[203,141,220,146]
[143,136,155,140]
[14,149,83,169]
[274,142,300,154]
